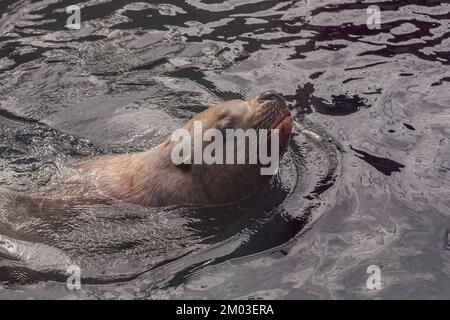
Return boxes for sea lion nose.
[257,91,285,104]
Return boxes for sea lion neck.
[77,143,195,206]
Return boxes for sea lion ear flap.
[175,154,192,171]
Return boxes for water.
[0,0,449,299]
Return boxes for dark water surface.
[0,0,449,299]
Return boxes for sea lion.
[76,91,292,207]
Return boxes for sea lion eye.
[216,118,238,132]
[176,161,192,172]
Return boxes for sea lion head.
[173,90,292,158]
[163,91,292,205]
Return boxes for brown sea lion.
[76,91,292,207]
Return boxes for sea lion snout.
[254,91,290,119]
[255,92,292,153]
[256,91,285,104]
[250,91,291,131]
